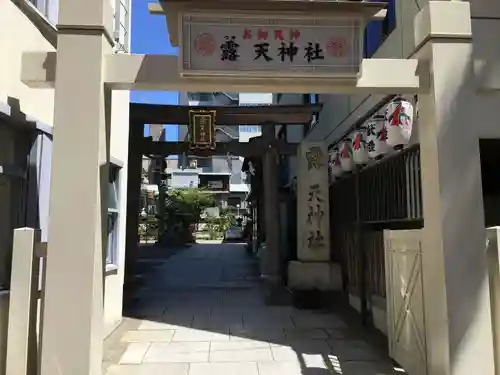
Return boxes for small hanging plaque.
[188,109,216,151]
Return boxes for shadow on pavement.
[105,243,405,375]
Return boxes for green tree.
[164,188,216,228]
[204,212,233,239]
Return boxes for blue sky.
[130,0,179,140]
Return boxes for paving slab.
[121,330,175,343]
[103,243,405,375]
[328,339,383,361]
[210,347,274,362]
[119,343,150,364]
[172,327,230,342]
[143,342,210,363]
[189,362,259,375]
[106,364,189,375]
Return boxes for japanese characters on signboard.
[305,147,327,251]
[180,14,363,77]
[188,109,216,151]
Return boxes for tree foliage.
[164,188,216,227]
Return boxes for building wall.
[0,3,58,372]
[103,0,132,337]
[0,0,132,355]
[169,171,199,188]
[238,92,267,142]
[304,0,500,145]
[104,90,130,338]
[304,0,409,145]
[0,0,56,125]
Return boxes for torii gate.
[124,102,320,294]
[20,1,497,375]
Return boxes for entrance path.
[104,243,403,375]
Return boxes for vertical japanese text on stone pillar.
[305,147,326,251]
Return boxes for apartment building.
[0,0,132,366]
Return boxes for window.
[28,0,59,24]
[364,0,396,57]
[113,0,130,53]
[107,165,120,267]
[239,125,261,133]
[188,93,214,102]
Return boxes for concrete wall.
[0,1,56,125]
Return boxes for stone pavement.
[104,243,404,375]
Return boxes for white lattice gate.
[384,230,428,375]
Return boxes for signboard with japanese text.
[180,14,363,78]
[188,109,216,151]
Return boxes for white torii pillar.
[39,0,112,374]
[416,2,495,374]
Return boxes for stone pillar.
[124,122,143,288]
[288,141,341,291]
[416,2,495,374]
[40,0,113,374]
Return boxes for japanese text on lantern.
[218,27,347,63]
[307,183,325,250]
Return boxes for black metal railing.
[330,145,423,304]
[331,145,423,226]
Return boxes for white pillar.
[416,2,495,374]
[40,0,113,374]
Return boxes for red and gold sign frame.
[188,109,216,151]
